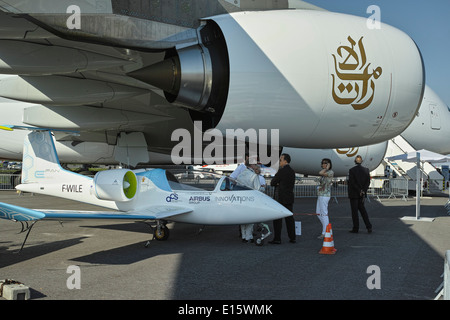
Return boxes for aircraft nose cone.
[262,202,293,221]
[277,206,293,219]
[255,193,294,221]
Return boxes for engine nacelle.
[401,85,450,155]
[93,169,138,202]
[212,10,424,148]
[130,10,424,149]
[284,141,388,177]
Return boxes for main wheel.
[154,226,170,241]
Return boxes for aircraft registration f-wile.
[0,128,292,251]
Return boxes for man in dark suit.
[348,155,372,233]
[269,153,296,244]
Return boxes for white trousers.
[316,196,330,234]
[240,224,254,240]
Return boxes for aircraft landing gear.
[142,220,170,248]
[14,220,38,253]
[153,224,170,241]
[254,223,271,246]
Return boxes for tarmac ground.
[0,191,449,302]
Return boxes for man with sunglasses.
[348,155,372,233]
[269,153,296,244]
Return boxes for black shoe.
[289,239,296,244]
[349,229,358,233]
[268,240,281,244]
[367,228,372,234]
[242,239,248,243]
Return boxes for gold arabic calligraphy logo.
[336,147,359,157]
[331,36,382,110]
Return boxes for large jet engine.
[130,10,425,149]
[285,141,388,177]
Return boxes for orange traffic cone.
[319,224,337,254]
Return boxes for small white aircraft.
[0,128,291,251]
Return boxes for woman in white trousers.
[316,159,334,239]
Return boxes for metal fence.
[368,178,408,201]
[0,172,409,201]
[0,174,21,190]
[264,177,408,201]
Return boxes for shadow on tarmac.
[0,193,449,300]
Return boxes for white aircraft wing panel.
[0,202,192,221]
[41,206,192,220]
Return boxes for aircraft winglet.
[0,125,13,131]
[0,125,79,135]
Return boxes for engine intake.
[127,21,229,128]
[93,169,138,202]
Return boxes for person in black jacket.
[348,155,372,233]
[269,153,296,244]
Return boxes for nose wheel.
[254,223,271,246]
[154,225,170,241]
[143,220,170,248]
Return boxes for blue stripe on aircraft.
[0,202,45,221]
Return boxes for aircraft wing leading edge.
[0,202,192,222]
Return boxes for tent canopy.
[386,148,448,221]
[387,149,450,163]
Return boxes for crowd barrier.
[0,173,409,202]
[264,177,409,201]
[368,178,408,201]
[0,174,21,190]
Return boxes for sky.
[307,0,450,108]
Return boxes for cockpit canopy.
[136,168,254,192]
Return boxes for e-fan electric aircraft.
[0,128,292,250]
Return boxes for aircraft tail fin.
[0,126,79,185]
[22,130,63,184]
[0,125,85,191]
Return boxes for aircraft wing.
[0,1,425,167]
[0,7,194,165]
[0,202,192,222]
[0,1,323,166]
